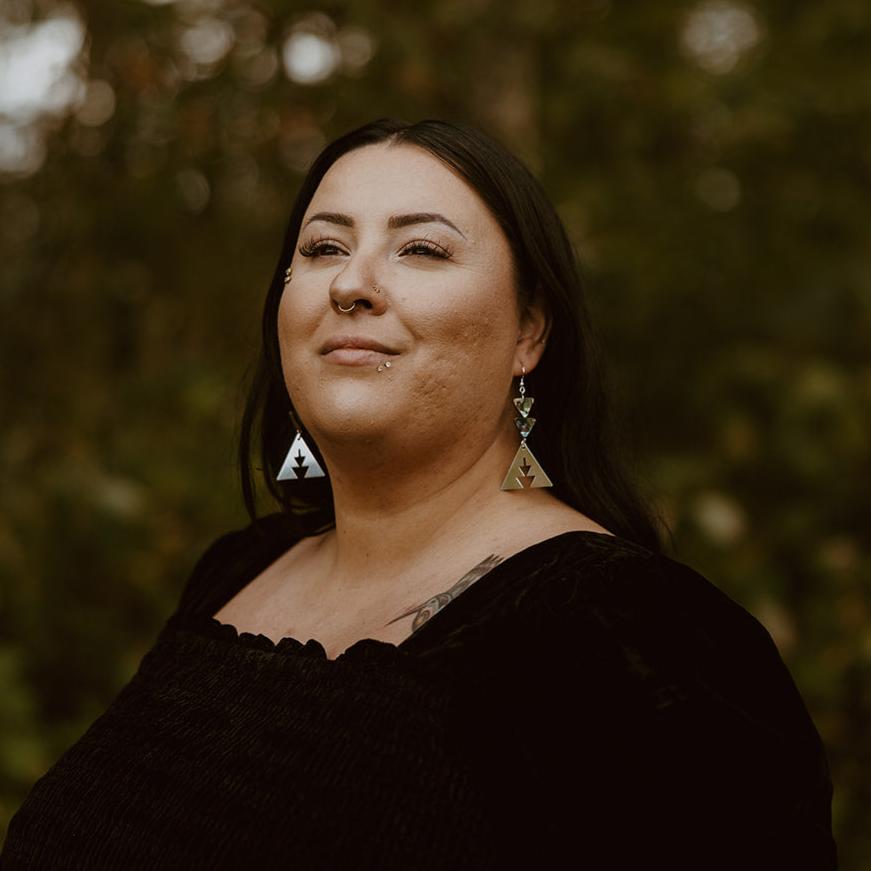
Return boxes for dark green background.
[1,0,869,865]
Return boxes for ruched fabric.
[1,514,837,869]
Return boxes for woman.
[2,119,836,869]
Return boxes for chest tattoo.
[385,554,504,632]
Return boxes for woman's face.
[278,142,541,461]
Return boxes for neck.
[310,425,557,592]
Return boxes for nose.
[329,255,387,316]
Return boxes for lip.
[324,348,395,366]
[320,334,400,355]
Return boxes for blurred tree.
[1,0,869,865]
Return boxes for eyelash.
[298,237,453,259]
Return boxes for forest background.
[1,0,869,866]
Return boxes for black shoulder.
[540,544,821,742]
[170,513,303,619]
[512,541,836,867]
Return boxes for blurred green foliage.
[1,0,869,865]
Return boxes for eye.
[298,237,347,258]
[399,239,452,259]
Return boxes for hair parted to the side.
[238,118,665,552]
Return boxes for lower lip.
[323,348,396,365]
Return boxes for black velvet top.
[2,514,837,869]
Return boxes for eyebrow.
[303,211,466,238]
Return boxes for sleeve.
[509,551,837,870]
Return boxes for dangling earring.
[277,411,325,481]
[500,366,553,490]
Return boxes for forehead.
[305,143,494,232]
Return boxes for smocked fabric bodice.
[1,515,837,869]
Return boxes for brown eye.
[399,240,451,258]
[299,238,346,257]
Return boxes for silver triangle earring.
[500,366,553,491]
[277,411,326,481]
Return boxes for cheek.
[277,287,315,357]
[409,298,517,417]
[276,287,320,403]
[276,291,291,349]
[420,288,517,368]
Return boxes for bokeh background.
[1,0,869,864]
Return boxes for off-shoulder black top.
[1,514,837,869]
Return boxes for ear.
[514,294,551,376]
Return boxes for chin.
[305,402,395,445]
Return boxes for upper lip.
[321,334,399,355]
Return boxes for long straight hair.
[239,119,664,552]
